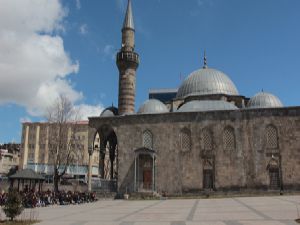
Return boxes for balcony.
[116,51,139,65]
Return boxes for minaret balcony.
[117,51,140,65]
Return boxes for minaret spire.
[123,0,135,31]
[116,0,139,115]
[203,50,208,69]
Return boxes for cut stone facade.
[89,107,300,194]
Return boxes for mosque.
[88,0,300,195]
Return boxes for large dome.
[177,100,238,112]
[138,99,169,114]
[176,68,239,99]
[247,92,283,109]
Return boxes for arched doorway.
[267,157,280,190]
[92,124,118,192]
[203,158,214,190]
[134,148,156,192]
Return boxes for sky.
[0,0,300,143]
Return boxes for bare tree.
[45,95,83,193]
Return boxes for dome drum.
[177,100,238,113]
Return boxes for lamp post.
[88,145,94,192]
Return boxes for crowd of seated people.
[0,189,98,208]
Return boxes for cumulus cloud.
[75,104,104,120]
[0,0,101,118]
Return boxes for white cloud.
[75,104,104,120]
[19,117,32,123]
[0,0,87,117]
[76,0,81,10]
[79,24,88,35]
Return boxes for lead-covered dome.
[247,92,283,109]
[100,106,118,117]
[138,99,169,114]
[176,68,239,99]
[177,100,238,112]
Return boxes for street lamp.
[88,145,94,192]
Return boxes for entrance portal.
[134,148,156,192]
[267,157,281,190]
[143,170,152,190]
[203,169,213,189]
[202,158,214,190]
[269,168,280,189]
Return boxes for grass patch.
[0,220,40,225]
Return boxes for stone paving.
[13,195,300,225]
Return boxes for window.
[223,127,235,151]
[180,128,191,152]
[265,125,279,152]
[143,130,153,149]
[202,129,213,151]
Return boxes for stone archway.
[94,124,118,181]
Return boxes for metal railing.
[117,51,139,63]
[91,179,117,192]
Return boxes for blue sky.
[0,0,300,143]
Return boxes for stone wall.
[89,107,300,195]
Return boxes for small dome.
[100,106,118,117]
[247,92,283,109]
[176,68,239,99]
[138,99,169,114]
[177,100,238,112]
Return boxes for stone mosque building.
[91,0,300,195]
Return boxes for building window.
[265,125,279,153]
[202,129,213,151]
[223,127,235,151]
[143,130,153,149]
[180,128,191,152]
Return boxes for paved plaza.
[18,195,300,225]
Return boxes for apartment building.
[20,121,99,179]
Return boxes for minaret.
[116,0,139,115]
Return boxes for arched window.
[223,127,235,151]
[265,125,279,153]
[180,128,191,152]
[202,128,213,151]
[143,130,153,149]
